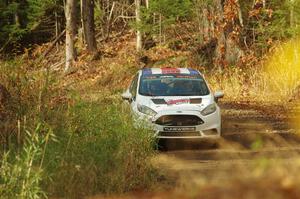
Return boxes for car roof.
[141,68,200,76]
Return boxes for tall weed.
[263,38,300,100]
[0,124,52,199]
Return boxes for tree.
[135,0,142,52]
[65,0,77,72]
[81,0,97,53]
[223,0,244,66]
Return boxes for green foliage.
[137,0,192,36]
[26,0,57,28]
[0,124,52,199]
[242,0,300,55]
[0,0,58,52]
[148,0,192,20]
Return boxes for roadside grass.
[45,101,157,198]
[206,67,251,100]
[0,60,158,198]
[263,38,300,101]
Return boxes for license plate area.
[163,127,196,132]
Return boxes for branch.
[42,29,66,58]
[35,29,66,65]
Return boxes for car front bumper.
[151,110,221,139]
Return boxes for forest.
[1,0,300,198]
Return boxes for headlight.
[201,103,217,116]
[137,104,157,117]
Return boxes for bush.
[44,101,157,198]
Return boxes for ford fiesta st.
[122,68,224,139]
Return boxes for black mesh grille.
[155,115,204,126]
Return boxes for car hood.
[137,95,214,113]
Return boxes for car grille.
[159,131,201,137]
[155,115,204,126]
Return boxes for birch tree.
[135,0,142,52]
[65,0,77,72]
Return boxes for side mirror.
[121,91,132,101]
[214,91,224,102]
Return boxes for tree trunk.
[214,0,226,70]
[65,0,77,72]
[237,0,244,27]
[81,0,98,53]
[202,7,210,41]
[135,0,142,52]
[214,0,244,68]
[224,0,244,65]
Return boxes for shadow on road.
[157,138,219,151]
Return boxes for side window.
[129,74,139,100]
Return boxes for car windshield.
[139,74,210,96]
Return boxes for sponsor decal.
[166,99,190,105]
[164,127,196,132]
[161,68,180,74]
[175,75,197,79]
[144,76,157,79]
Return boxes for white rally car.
[122,68,224,139]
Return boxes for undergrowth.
[0,59,157,198]
[207,38,300,103]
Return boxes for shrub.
[44,101,157,198]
